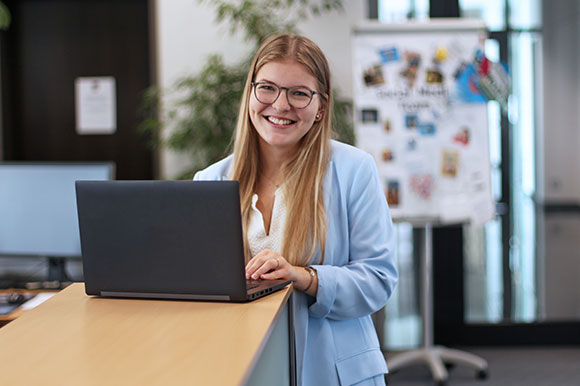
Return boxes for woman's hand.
[245,249,318,295]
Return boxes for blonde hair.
[230,34,333,266]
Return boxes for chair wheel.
[476,369,488,379]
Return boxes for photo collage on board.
[353,27,494,222]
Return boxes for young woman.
[194,34,398,386]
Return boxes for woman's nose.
[271,90,291,111]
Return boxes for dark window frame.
[368,0,580,345]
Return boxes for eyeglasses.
[252,81,319,109]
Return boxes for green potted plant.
[140,0,354,179]
[0,1,10,30]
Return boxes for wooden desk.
[0,283,294,386]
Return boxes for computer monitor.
[0,162,115,259]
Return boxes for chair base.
[387,346,488,385]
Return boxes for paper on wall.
[75,76,117,135]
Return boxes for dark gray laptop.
[75,180,290,302]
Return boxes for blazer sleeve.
[309,153,398,320]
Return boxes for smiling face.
[249,60,324,156]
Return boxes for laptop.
[75,180,290,302]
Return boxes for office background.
[0,0,579,354]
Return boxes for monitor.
[0,162,115,258]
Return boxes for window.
[377,0,544,349]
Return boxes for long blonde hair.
[230,34,333,266]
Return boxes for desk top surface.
[0,283,292,386]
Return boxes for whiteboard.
[352,19,495,225]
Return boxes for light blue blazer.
[194,140,398,386]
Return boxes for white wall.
[154,0,249,179]
[155,0,367,178]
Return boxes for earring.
[316,113,321,120]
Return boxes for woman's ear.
[315,110,324,122]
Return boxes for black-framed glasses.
[251,81,319,109]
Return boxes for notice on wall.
[75,77,117,135]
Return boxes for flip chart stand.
[388,222,488,386]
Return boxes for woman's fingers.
[259,265,285,280]
[255,258,281,280]
[245,252,305,287]
[245,249,272,278]
[251,256,281,280]
[245,250,287,280]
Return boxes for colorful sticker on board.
[418,123,436,136]
[455,63,487,103]
[441,149,460,178]
[384,119,392,132]
[433,46,448,64]
[426,69,444,84]
[382,149,394,162]
[379,47,400,64]
[386,180,400,206]
[409,174,434,200]
[453,127,470,146]
[363,64,385,87]
[361,109,379,123]
[400,51,421,88]
[405,114,418,129]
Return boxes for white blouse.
[247,188,287,258]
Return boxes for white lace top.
[247,188,287,258]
